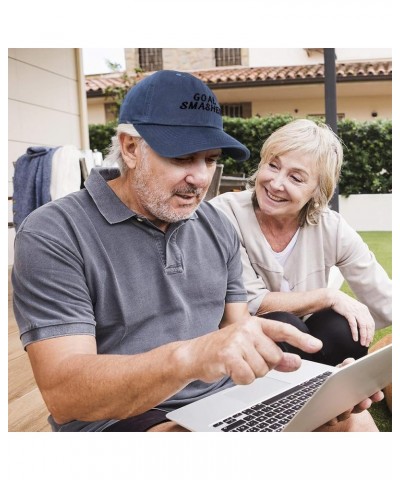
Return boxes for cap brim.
[134,124,250,162]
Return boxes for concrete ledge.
[339,193,392,231]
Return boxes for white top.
[265,229,299,292]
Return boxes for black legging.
[262,309,368,366]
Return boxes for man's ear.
[120,133,141,169]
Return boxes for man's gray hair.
[103,124,143,173]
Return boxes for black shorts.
[103,409,169,432]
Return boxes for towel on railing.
[13,146,59,231]
[50,145,82,200]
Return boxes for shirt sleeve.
[210,206,248,305]
[211,193,269,313]
[12,228,96,349]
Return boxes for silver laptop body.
[166,344,391,432]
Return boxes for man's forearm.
[28,338,192,425]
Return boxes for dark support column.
[324,48,339,212]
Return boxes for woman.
[211,119,392,365]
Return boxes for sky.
[82,48,126,75]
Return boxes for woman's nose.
[270,173,285,190]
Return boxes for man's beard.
[133,157,206,224]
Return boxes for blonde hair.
[103,124,144,173]
[247,119,343,225]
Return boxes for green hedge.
[89,116,392,196]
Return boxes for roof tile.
[86,61,392,96]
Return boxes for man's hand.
[176,317,323,385]
[324,357,384,426]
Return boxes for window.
[220,103,251,118]
[215,48,241,67]
[139,48,163,72]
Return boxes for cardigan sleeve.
[332,214,392,330]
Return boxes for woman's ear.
[119,133,141,169]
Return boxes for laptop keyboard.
[212,371,332,432]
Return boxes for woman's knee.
[261,311,309,334]
[306,309,368,365]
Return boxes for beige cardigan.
[210,190,392,330]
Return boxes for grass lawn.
[340,231,392,431]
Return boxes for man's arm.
[26,316,323,425]
[26,335,190,425]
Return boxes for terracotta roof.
[86,61,392,96]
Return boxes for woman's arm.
[257,288,375,346]
[256,288,332,318]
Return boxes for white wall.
[339,194,392,231]
[87,98,107,124]
[8,48,88,265]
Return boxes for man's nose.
[185,159,212,187]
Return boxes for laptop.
[167,344,392,432]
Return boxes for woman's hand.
[328,290,375,346]
[324,358,384,426]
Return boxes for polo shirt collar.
[85,168,136,224]
[85,167,199,225]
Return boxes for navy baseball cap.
[118,70,250,161]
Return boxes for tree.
[103,60,143,118]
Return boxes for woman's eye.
[291,175,302,183]
[269,163,278,169]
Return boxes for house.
[86,48,392,125]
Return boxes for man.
[12,70,381,432]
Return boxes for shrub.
[89,122,117,158]
[89,116,392,195]
[338,119,392,196]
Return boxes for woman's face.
[255,151,319,220]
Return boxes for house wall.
[125,48,250,73]
[126,48,392,72]
[214,81,392,121]
[87,79,391,124]
[164,48,215,70]
[8,48,89,265]
[87,97,107,124]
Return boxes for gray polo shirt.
[12,168,247,431]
